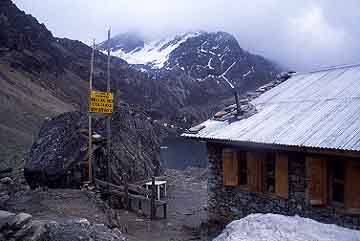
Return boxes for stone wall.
[207,142,360,230]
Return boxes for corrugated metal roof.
[183,64,360,152]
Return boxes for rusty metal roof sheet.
[183,64,360,152]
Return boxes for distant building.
[183,64,360,229]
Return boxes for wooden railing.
[94,177,167,219]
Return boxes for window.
[332,161,345,204]
[223,149,239,186]
[222,149,248,187]
[346,160,360,212]
[222,149,289,199]
[265,153,276,193]
[307,156,360,212]
[307,156,328,205]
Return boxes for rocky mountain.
[98,31,280,94]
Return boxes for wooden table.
[145,180,167,200]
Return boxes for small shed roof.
[183,64,360,152]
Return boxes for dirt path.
[116,168,209,241]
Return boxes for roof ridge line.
[296,63,360,75]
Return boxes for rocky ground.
[115,168,212,241]
[0,167,217,241]
[0,175,126,240]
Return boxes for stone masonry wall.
[207,142,360,230]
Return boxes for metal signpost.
[87,29,113,189]
[88,40,95,184]
[106,28,112,202]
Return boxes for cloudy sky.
[13,0,360,71]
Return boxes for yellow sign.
[89,91,114,114]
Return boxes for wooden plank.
[345,160,360,212]
[96,179,166,206]
[275,152,289,199]
[306,156,327,205]
[128,183,152,196]
[223,149,239,186]
[247,152,264,192]
[95,178,125,192]
[95,178,151,196]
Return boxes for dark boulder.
[24,106,172,188]
[24,111,87,189]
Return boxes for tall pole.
[106,28,112,200]
[88,39,95,184]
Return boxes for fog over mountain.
[13,0,360,71]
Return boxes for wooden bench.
[95,178,167,219]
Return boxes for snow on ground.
[110,32,200,69]
[213,214,360,241]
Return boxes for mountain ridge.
[98,30,280,92]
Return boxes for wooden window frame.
[222,148,249,188]
[344,159,360,214]
[247,152,264,193]
[275,152,289,199]
[246,151,288,199]
[262,152,289,199]
[307,155,360,214]
[222,148,239,187]
[306,156,328,206]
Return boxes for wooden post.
[88,39,95,184]
[106,28,112,205]
[150,176,156,220]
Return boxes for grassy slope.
[0,62,78,165]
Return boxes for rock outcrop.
[0,210,47,241]
[24,105,174,188]
[24,112,87,189]
[0,210,126,241]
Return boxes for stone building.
[183,64,360,229]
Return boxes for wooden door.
[247,152,265,192]
[306,156,328,205]
[223,149,239,186]
[276,153,289,199]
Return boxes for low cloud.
[13,0,360,71]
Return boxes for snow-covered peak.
[99,30,279,90]
[100,32,201,69]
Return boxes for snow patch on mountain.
[214,214,360,241]
[207,58,215,69]
[109,32,201,69]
